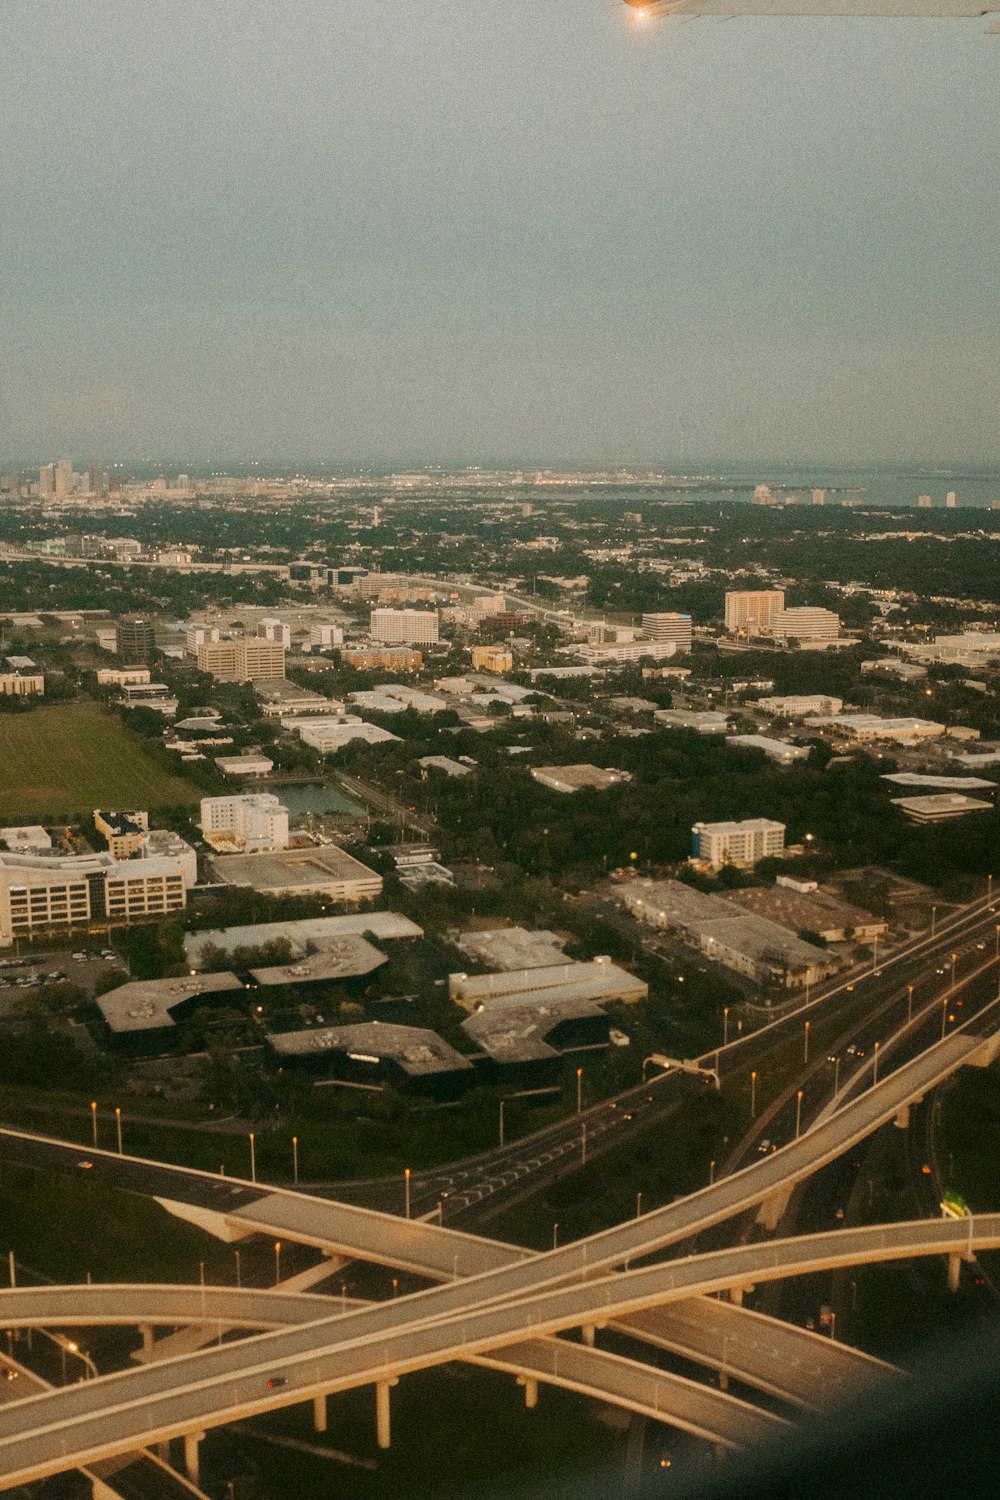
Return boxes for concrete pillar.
[139,1324,155,1359]
[758,1189,791,1233]
[376,1379,397,1450]
[718,1369,729,1392]
[183,1431,204,1487]
[894,1104,910,1130]
[948,1252,962,1293]
[520,1376,539,1409]
[729,1287,743,1307]
[313,1393,328,1433]
[581,1324,596,1348]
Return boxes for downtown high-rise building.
[87,460,109,497]
[54,459,74,499]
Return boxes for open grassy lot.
[0,702,200,822]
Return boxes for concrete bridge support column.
[376,1378,398,1450]
[183,1430,205,1487]
[894,1105,911,1130]
[581,1324,596,1348]
[729,1288,743,1307]
[138,1324,155,1359]
[518,1376,539,1410]
[313,1393,328,1433]
[948,1253,962,1294]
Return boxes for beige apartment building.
[724,589,786,636]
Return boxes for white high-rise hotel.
[370,608,439,645]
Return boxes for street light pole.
[941,997,949,1040]
[873,1041,880,1085]
[723,1007,729,1047]
[404,1167,411,1219]
[804,1020,810,1064]
[576,1068,583,1114]
[750,1070,757,1119]
[581,1120,587,1165]
[931,904,937,937]
[951,952,957,988]
[249,1132,256,1184]
[795,1090,803,1140]
[274,1241,282,1285]
[292,1136,298,1186]
[907,984,914,1023]
[114,1107,122,1156]
[636,1191,643,1219]
[90,1102,97,1148]
[709,1159,715,1186]
[499,1099,505,1149]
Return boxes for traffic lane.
[704,900,1000,1078]
[0,1129,265,1212]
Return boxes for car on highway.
[266,1376,287,1388]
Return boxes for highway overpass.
[0,1215,989,1490]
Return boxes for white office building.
[0,850,189,948]
[758,694,844,717]
[200,794,290,853]
[185,625,220,655]
[641,613,693,652]
[691,818,786,868]
[770,607,841,643]
[370,608,440,645]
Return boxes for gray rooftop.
[249,935,387,986]
[185,912,422,966]
[462,997,608,1064]
[455,927,568,971]
[267,1021,473,1076]
[97,972,242,1033]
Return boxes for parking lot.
[0,946,127,999]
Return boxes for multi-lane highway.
[0,1214,991,1490]
[0,892,994,1485]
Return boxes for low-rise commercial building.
[207,845,382,903]
[691,818,786,868]
[471,645,514,673]
[655,709,731,734]
[96,668,151,687]
[890,793,995,823]
[94,809,149,859]
[449,959,647,1012]
[97,972,242,1050]
[286,717,401,753]
[619,879,833,988]
[726,735,811,765]
[267,1022,473,1098]
[573,640,678,667]
[0,673,44,697]
[340,647,423,672]
[803,714,946,744]
[757,695,843,717]
[530,764,631,794]
[214,754,274,778]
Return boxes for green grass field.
[0,703,200,822]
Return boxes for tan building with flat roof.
[197,639,286,682]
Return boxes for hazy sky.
[2,0,998,464]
